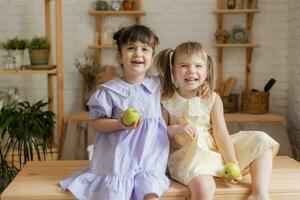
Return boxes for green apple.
[122,108,140,126]
[223,162,241,180]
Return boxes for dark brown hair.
[113,25,159,58]
[156,41,215,99]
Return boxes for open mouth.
[184,77,199,82]
[131,60,144,64]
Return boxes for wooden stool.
[1,156,300,200]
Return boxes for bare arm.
[211,94,238,163]
[162,105,195,138]
[162,105,176,138]
[89,118,122,132]
[89,116,139,133]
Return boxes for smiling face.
[173,52,207,98]
[119,41,154,83]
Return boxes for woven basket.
[221,93,239,113]
[241,91,269,114]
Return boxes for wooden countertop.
[2,156,300,199]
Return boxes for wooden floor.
[1,156,300,200]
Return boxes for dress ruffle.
[59,169,170,200]
[59,169,134,200]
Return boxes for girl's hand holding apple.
[222,162,242,183]
[119,108,141,129]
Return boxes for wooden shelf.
[214,9,259,14]
[214,43,260,48]
[225,113,286,125]
[89,10,145,16]
[65,111,286,125]
[0,68,57,75]
[88,44,116,49]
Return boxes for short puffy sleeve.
[87,88,112,120]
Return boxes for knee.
[254,131,271,142]
[143,193,158,200]
[188,176,216,198]
[194,181,216,197]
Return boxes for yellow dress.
[161,91,279,185]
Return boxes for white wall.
[0,0,290,117]
[288,0,300,159]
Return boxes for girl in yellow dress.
[156,41,279,200]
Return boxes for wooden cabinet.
[0,0,64,154]
[213,0,260,91]
[88,0,145,65]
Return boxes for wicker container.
[241,91,269,114]
[221,93,239,113]
[6,146,59,169]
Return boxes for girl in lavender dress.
[59,25,170,200]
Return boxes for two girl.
[156,41,279,200]
[60,24,279,200]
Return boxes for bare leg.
[247,149,273,200]
[143,193,159,200]
[188,174,216,200]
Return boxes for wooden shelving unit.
[0,0,64,155]
[88,0,145,65]
[214,0,260,91]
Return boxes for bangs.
[175,42,207,61]
[120,26,158,48]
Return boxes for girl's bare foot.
[247,192,269,200]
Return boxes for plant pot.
[7,50,24,69]
[6,146,59,169]
[29,49,49,65]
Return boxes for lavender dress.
[59,76,170,200]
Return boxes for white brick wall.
[288,0,300,159]
[0,0,292,118]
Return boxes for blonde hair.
[156,41,215,99]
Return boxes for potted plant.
[0,100,55,192]
[0,37,27,69]
[27,36,50,65]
